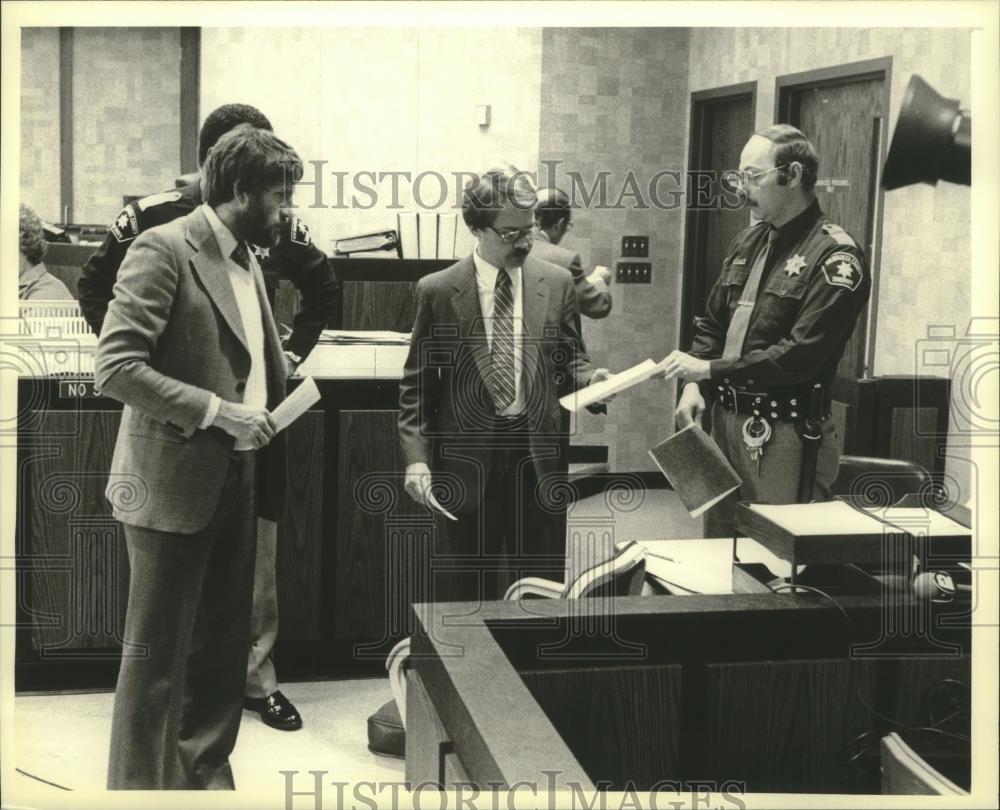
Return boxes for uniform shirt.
[19,262,75,301]
[77,180,341,358]
[473,248,525,415]
[689,198,870,396]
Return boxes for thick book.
[437,213,458,260]
[397,212,418,259]
[417,211,438,259]
[648,422,742,517]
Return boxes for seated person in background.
[532,187,613,320]
[18,204,74,300]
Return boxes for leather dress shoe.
[244,690,303,731]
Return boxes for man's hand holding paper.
[404,462,457,520]
[560,359,664,412]
[658,350,711,382]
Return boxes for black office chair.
[831,455,933,504]
[366,540,647,758]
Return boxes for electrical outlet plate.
[616,261,651,283]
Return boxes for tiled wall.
[688,28,974,501]
[539,28,691,471]
[71,28,182,224]
[20,28,61,222]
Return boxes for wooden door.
[681,85,756,350]
[778,62,889,381]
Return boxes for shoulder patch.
[821,223,858,248]
[137,190,183,212]
[821,251,863,291]
[109,205,139,243]
[289,215,311,246]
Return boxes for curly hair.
[19,204,47,266]
[202,124,304,206]
[198,103,273,166]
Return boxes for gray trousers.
[704,401,841,538]
[108,452,256,790]
[245,518,279,698]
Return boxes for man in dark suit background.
[96,125,302,789]
[398,166,610,603]
[531,186,613,320]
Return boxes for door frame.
[775,57,893,379]
[680,81,757,352]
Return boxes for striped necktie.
[491,268,516,412]
[721,228,779,361]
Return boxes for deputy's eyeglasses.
[721,164,789,189]
[489,226,534,244]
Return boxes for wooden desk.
[407,594,970,793]
[14,365,423,689]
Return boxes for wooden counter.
[407,593,970,793]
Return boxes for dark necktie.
[231,241,251,272]
[491,268,516,412]
[722,228,779,361]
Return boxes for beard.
[237,197,281,247]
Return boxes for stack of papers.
[747,501,969,537]
[317,330,411,345]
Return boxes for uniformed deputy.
[78,103,340,732]
[78,106,341,367]
[661,123,871,537]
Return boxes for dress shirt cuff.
[200,394,222,430]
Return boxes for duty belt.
[714,384,830,422]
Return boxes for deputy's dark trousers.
[436,427,566,606]
[245,518,279,699]
[704,401,841,538]
[107,452,257,790]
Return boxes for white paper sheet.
[271,377,321,433]
[748,501,888,535]
[876,507,970,536]
[559,358,664,412]
[748,500,971,538]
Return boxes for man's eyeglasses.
[721,164,789,189]
[489,226,534,244]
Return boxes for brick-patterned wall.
[20,28,61,222]
[539,28,690,472]
[688,27,973,503]
[71,28,181,224]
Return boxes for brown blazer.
[398,254,593,513]
[95,206,287,534]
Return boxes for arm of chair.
[385,637,411,725]
[880,732,967,795]
[503,577,565,601]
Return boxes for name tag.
[58,380,100,399]
[731,258,747,266]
